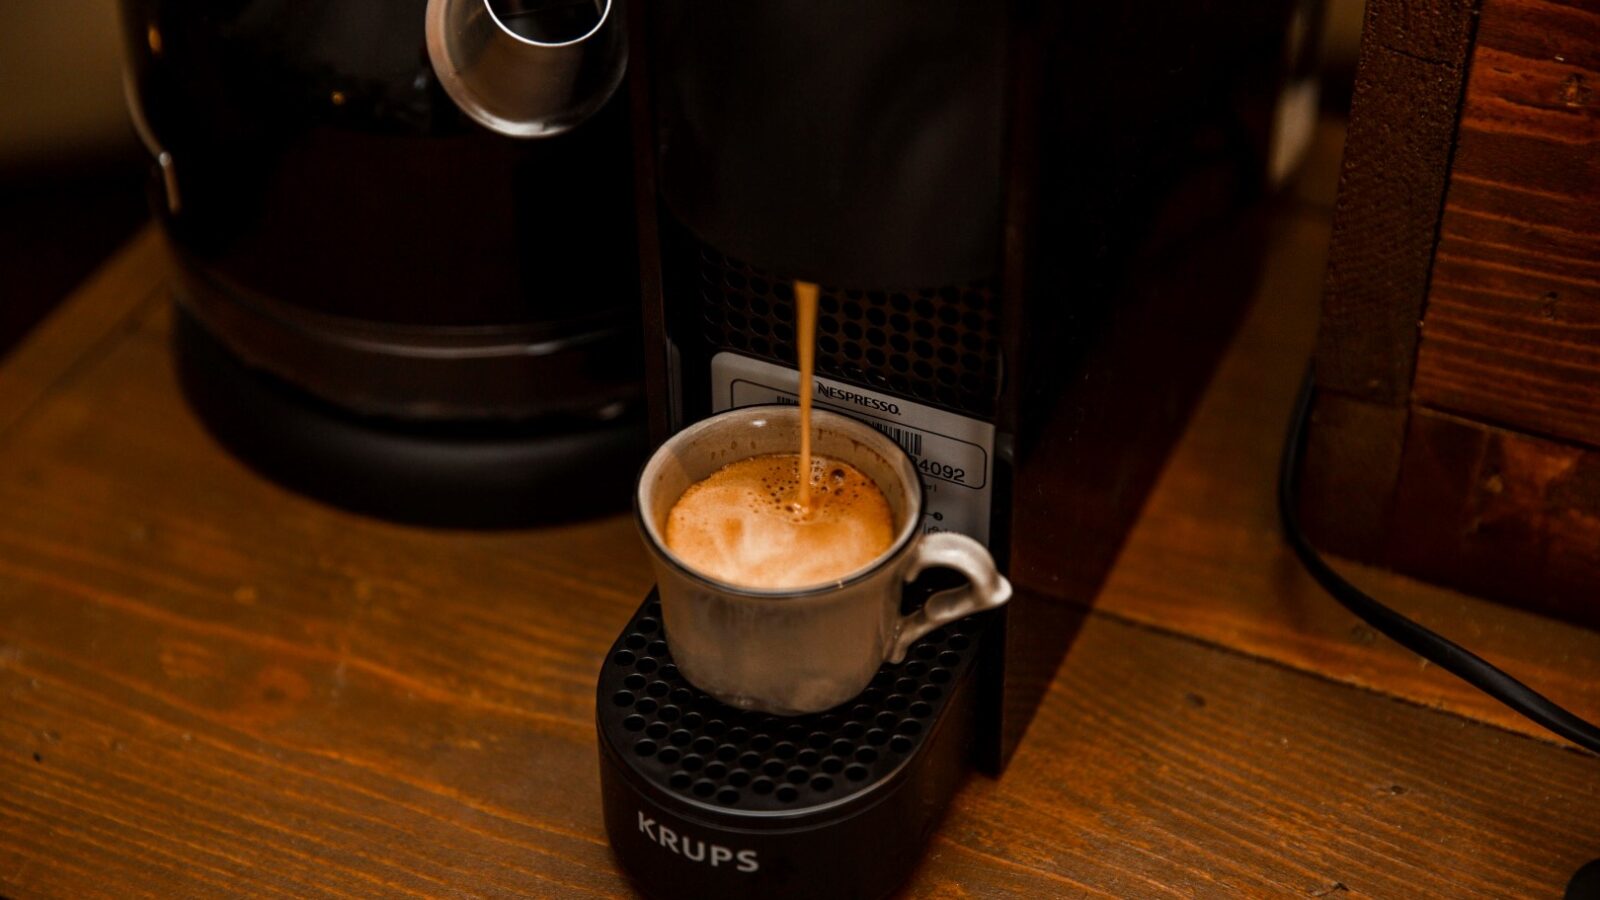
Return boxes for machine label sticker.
[710,352,995,544]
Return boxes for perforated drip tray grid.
[597,595,983,814]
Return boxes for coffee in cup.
[664,453,894,589]
[636,405,1012,714]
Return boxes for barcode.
[874,423,923,458]
[745,392,922,457]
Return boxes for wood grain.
[932,612,1600,898]
[1387,407,1600,626]
[2,150,1598,897]
[1413,0,1600,449]
[1313,0,1478,405]
[1296,391,1409,561]
[0,301,653,899]
[1096,173,1600,745]
[1307,0,1600,619]
[0,227,166,433]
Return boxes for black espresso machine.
[139,0,1299,894]
[414,0,1302,896]
[591,1,1298,896]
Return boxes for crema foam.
[664,453,895,589]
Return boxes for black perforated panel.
[684,241,1003,420]
[597,596,984,812]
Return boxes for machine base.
[173,306,647,527]
[596,593,982,900]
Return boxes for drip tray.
[596,592,983,900]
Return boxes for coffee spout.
[425,0,625,138]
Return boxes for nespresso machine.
[588,2,1294,896]
[207,0,1291,894]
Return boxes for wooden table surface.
[2,124,1597,898]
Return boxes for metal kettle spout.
[426,0,625,138]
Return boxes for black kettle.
[119,0,642,525]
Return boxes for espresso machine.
[391,0,1289,895]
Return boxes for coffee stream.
[794,280,820,512]
[661,278,896,589]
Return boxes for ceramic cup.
[635,405,1012,715]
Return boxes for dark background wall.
[0,1,148,359]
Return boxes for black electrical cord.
[1278,366,1600,755]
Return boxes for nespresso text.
[815,383,901,415]
[638,811,759,872]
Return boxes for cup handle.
[890,532,1013,663]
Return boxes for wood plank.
[0,300,1592,896]
[0,228,166,434]
[930,613,1600,898]
[1096,196,1600,747]
[1412,0,1600,448]
[1296,391,1408,561]
[1314,0,1478,405]
[0,302,652,899]
[1388,407,1600,625]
